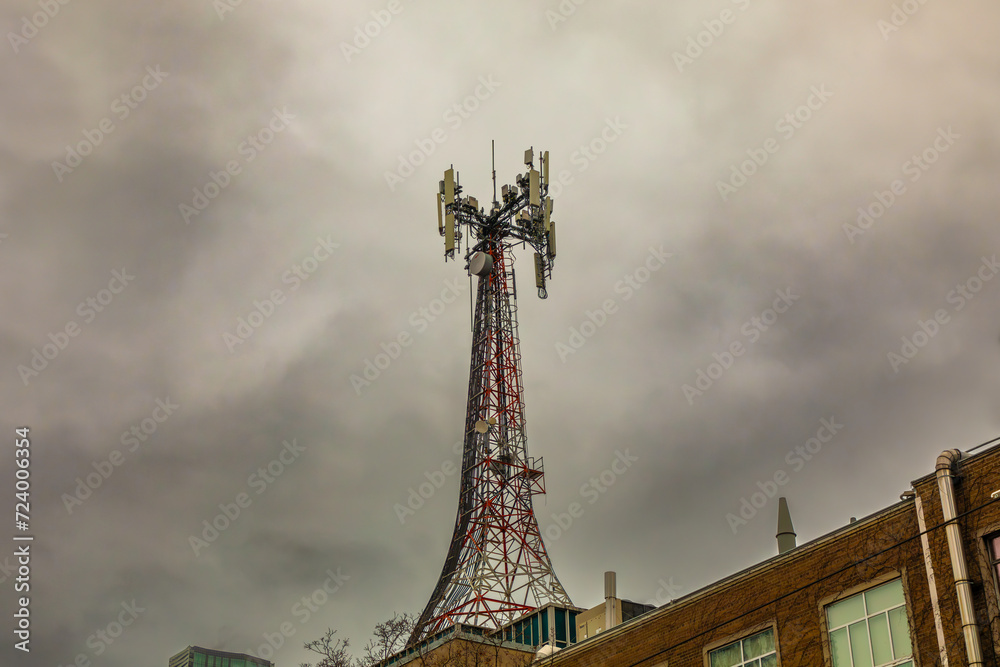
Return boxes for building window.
[987,533,1000,591]
[710,628,777,667]
[825,578,912,667]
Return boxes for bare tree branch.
[301,628,355,667]
[360,613,417,666]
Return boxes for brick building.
[539,440,1000,667]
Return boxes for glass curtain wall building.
[169,646,274,667]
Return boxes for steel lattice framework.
[408,147,570,645]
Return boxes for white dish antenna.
[469,251,493,277]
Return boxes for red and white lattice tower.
[408,146,570,644]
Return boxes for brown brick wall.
[540,446,1000,667]
[402,636,535,667]
[913,446,1000,666]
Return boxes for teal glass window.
[826,578,912,667]
[709,628,777,667]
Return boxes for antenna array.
[436,147,557,298]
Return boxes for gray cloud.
[2,0,1000,664]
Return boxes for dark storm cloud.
[2,0,1000,665]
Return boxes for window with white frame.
[709,627,777,667]
[825,578,912,667]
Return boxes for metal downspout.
[936,449,984,666]
[914,493,949,665]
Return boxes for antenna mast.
[414,147,565,644]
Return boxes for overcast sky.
[3,0,1000,665]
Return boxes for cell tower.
[408,145,570,644]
